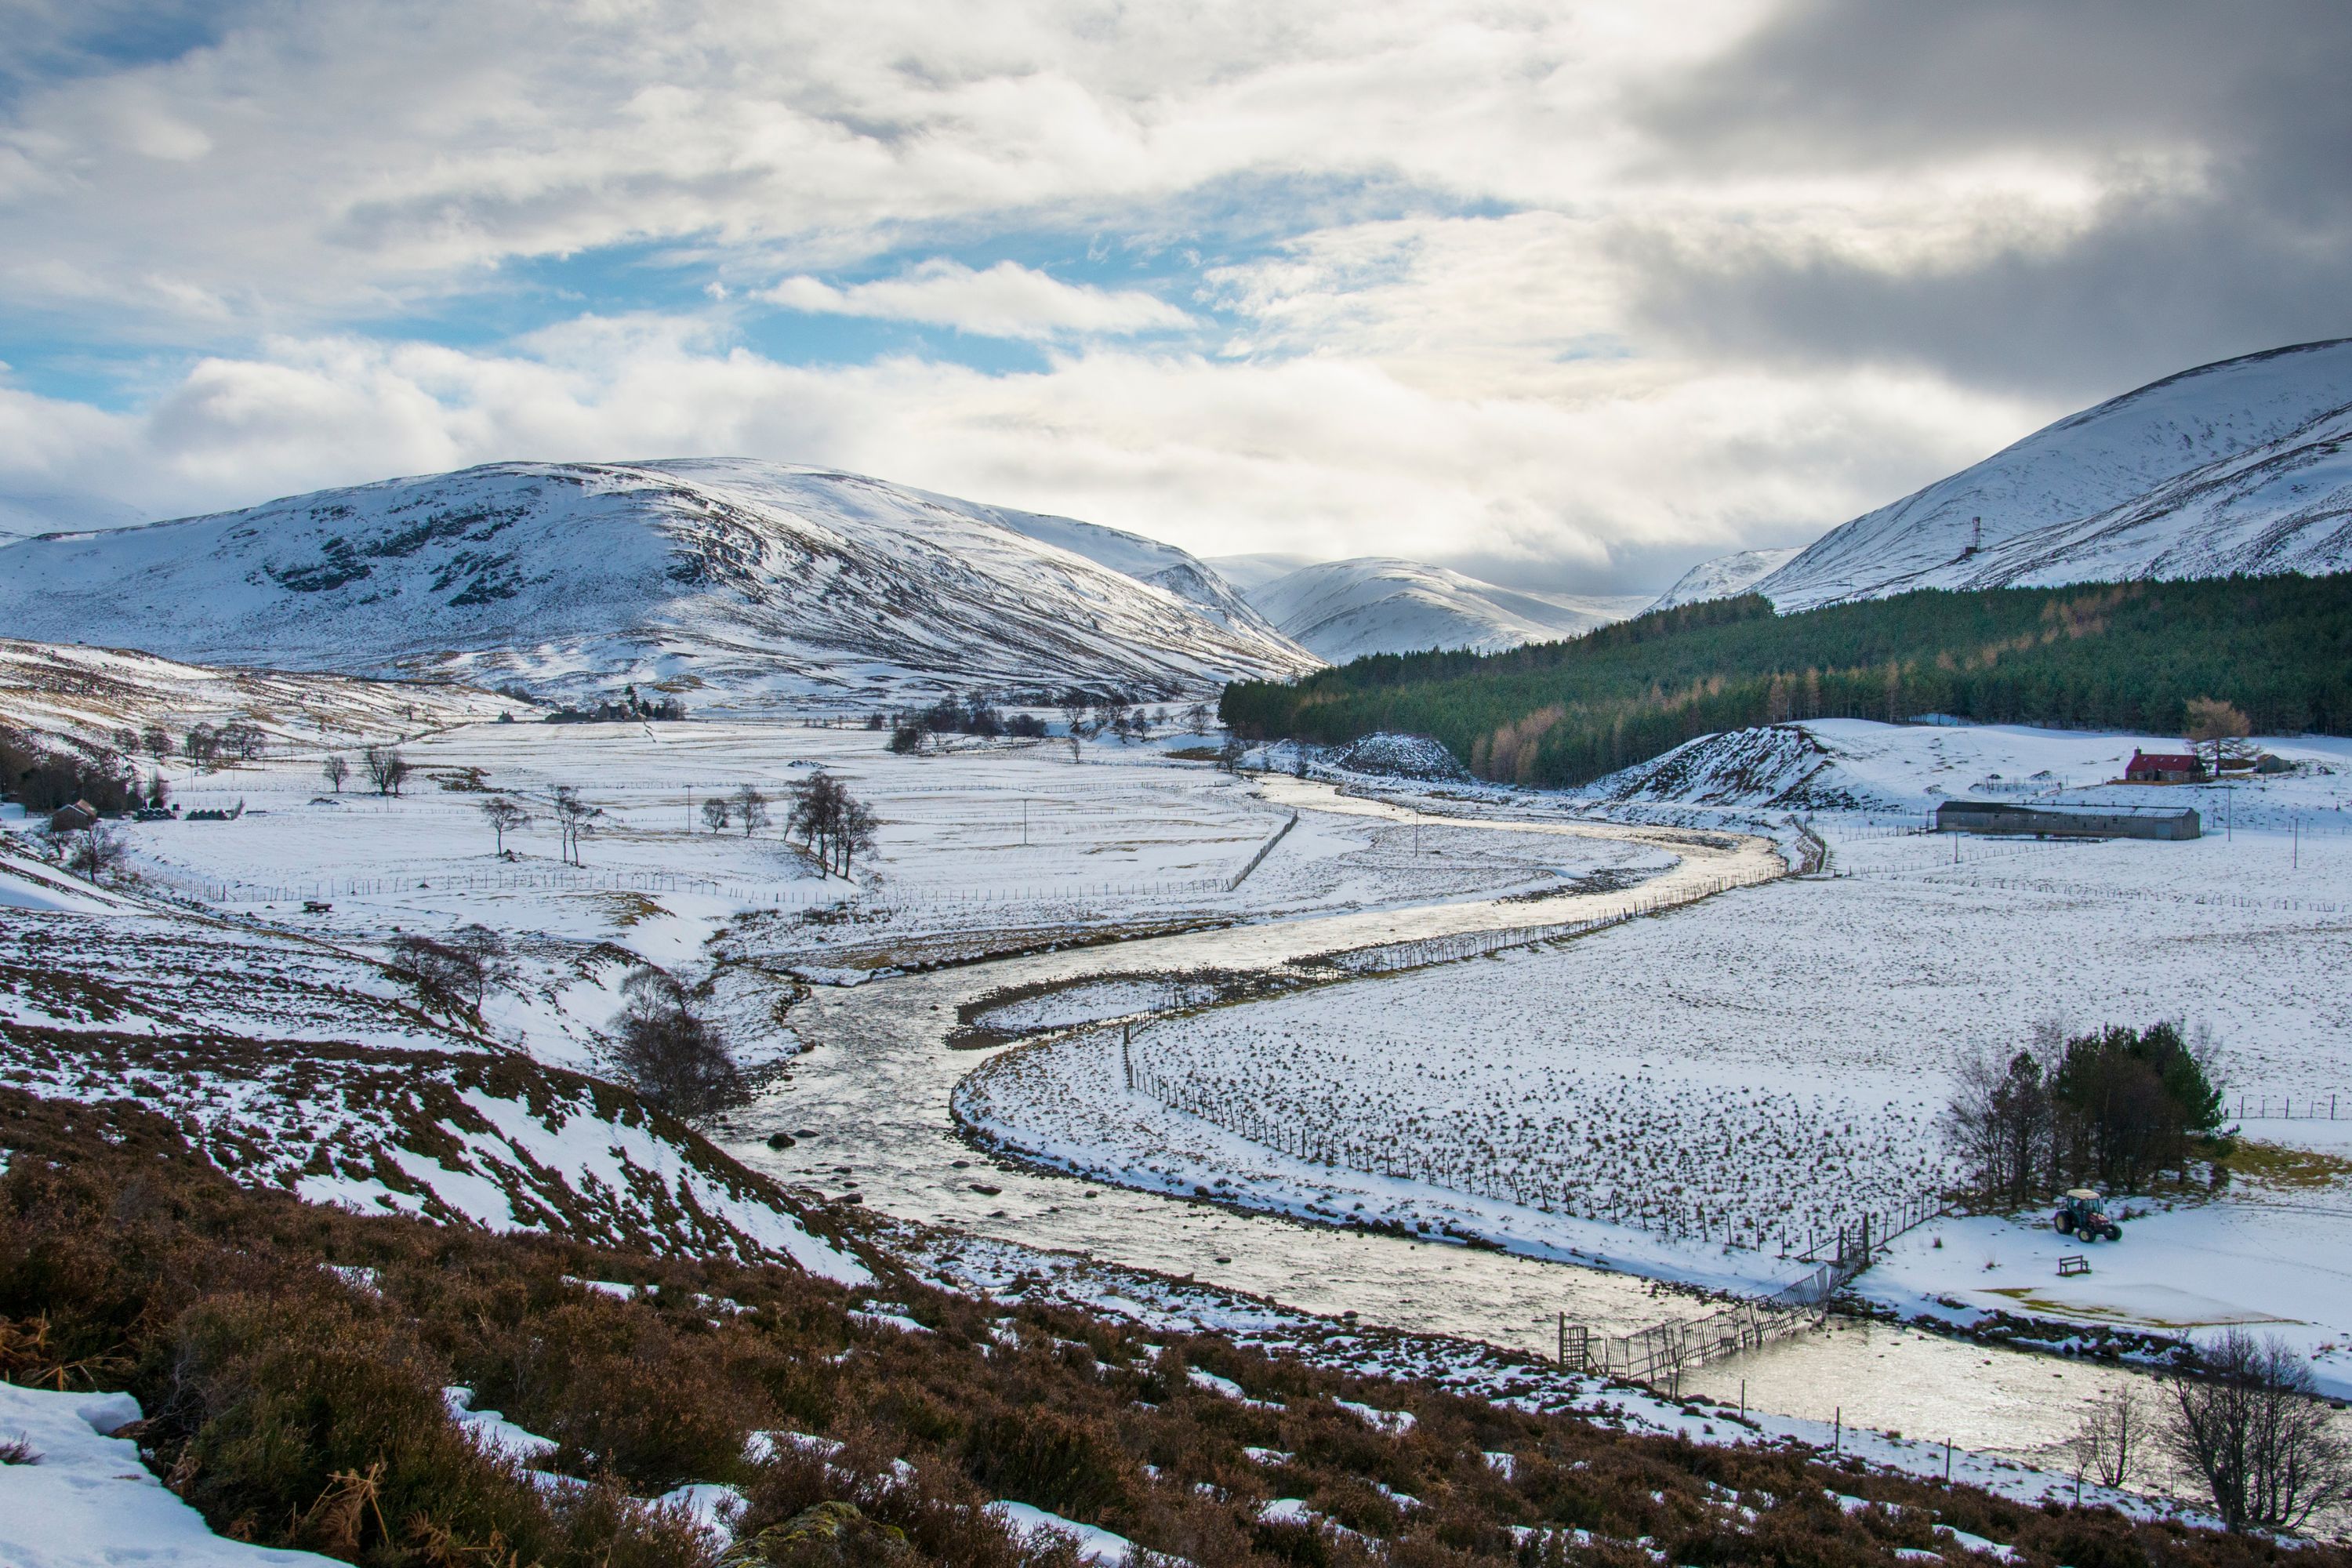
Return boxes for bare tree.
[2069,1385,2149,1491]
[611,967,742,1121]
[699,795,730,833]
[1183,701,1210,735]
[734,784,770,837]
[361,745,409,797]
[141,724,172,763]
[837,795,879,877]
[182,724,220,768]
[477,795,528,855]
[321,753,350,793]
[65,822,127,879]
[550,785,597,866]
[2163,1329,2352,1532]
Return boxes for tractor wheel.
[2103,1225,2122,1243]
[2055,1213,2074,1236]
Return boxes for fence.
[1226,812,1298,891]
[1559,1221,1903,1392]
[136,862,1232,913]
[2233,1092,2344,1120]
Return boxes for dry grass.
[3,1087,2343,1567]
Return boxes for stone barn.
[1935,800,2201,840]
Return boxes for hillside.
[1,637,521,758]
[0,459,1319,709]
[1221,575,2352,787]
[1245,557,1647,662]
[1756,338,2352,609]
[1646,546,1801,612]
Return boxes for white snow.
[442,1385,559,1468]
[985,1500,1138,1565]
[0,459,1316,708]
[1643,548,1802,613]
[1756,338,2352,608]
[655,1482,746,1544]
[0,1382,342,1567]
[1246,557,1647,662]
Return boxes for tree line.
[1219,575,2352,787]
[1942,1020,2227,1208]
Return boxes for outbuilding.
[1935,800,2201,841]
[48,800,99,832]
[2125,750,2205,784]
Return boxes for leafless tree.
[141,724,172,762]
[182,724,220,768]
[477,795,528,855]
[734,784,770,837]
[699,795,730,833]
[1183,701,1210,734]
[2069,1385,2150,1490]
[2162,1329,2352,1532]
[65,822,127,879]
[387,924,508,1011]
[550,785,597,866]
[611,967,742,1121]
[321,753,350,793]
[361,744,409,797]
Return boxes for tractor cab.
[2053,1188,2121,1243]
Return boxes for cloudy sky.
[2,0,2345,591]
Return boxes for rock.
[767,1132,797,1149]
[719,1501,911,1566]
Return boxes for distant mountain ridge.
[0,459,1319,708]
[1645,548,1801,613]
[1242,557,1650,662]
[1755,339,2352,609]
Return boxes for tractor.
[2053,1189,2122,1243]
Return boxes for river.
[719,779,2184,1481]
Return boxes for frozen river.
[721,780,2194,1482]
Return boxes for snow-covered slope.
[1756,339,2352,609]
[0,460,1319,708]
[1203,552,1318,592]
[1644,547,1800,613]
[0,484,143,546]
[1,637,523,758]
[1246,558,1648,662]
[991,512,1300,645]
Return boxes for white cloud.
[0,321,2043,590]
[760,260,1191,339]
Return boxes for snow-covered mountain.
[990,513,1293,643]
[1756,339,2352,610]
[1244,558,1650,662]
[0,485,143,548]
[1643,547,1801,613]
[1203,552,1319,592]
[0,459,1319,707]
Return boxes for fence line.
[2232,1091,2343,1121]
[1226,812,1298,891]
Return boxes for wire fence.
[2230,1091,2346,1121]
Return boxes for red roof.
[2129,751,2198,770]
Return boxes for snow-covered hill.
[0,460,1319,708]
[1203,552,1318,592]
[1245,557,1648,662]
[1644,547,1801,613]
[991,512,1297,644]
[0,484,143,546]
[1,637,523,760]
[1756,339,2352,609]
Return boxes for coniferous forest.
[1219,574,2352,787]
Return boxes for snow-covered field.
[960,721,2352,1346]
[89,719,1657,989]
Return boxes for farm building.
[2125,749,2205,783]
[48,800,98,832]
[1934,800,2201,840]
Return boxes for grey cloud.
[1628,0,2352,400]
